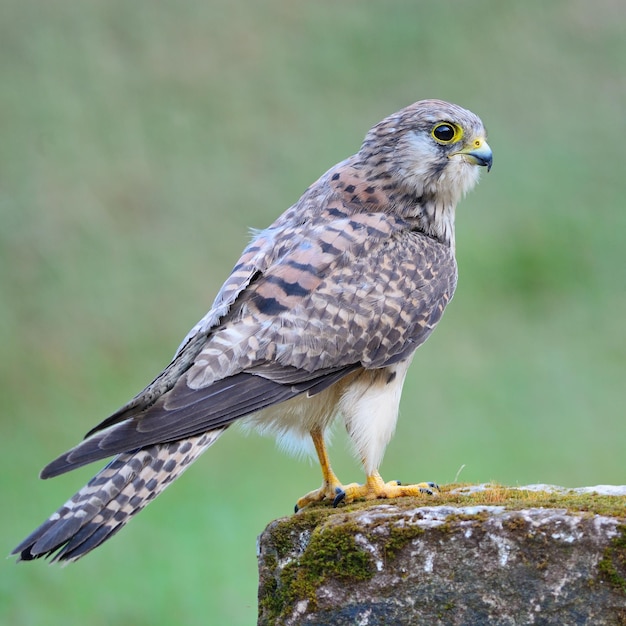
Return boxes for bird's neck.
[324,157,458,250]
[344,154,458,250]
[397,195,457,251]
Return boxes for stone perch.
[257,484,626,625]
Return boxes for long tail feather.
[12,429,225,562]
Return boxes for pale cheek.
[447,159,481,195]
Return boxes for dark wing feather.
[41,365,358,479]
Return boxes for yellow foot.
[336,472,439,506]
[295,471,438,512]
[295,474,346,512]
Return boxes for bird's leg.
[333,469,438,505]
[295,430,439,511]
[294,428,347,511]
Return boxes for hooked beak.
[452,138,493,172]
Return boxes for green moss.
[257,554,281,619]
[302,519,374,582]
[381,523,424,562]
[437,483,626,518]
[266,507,333,561]
[598,524,626,594]
[502,515,529,533]
[259,513,375,623]
[435,509,491,535]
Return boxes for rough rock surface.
[257,485,626,625]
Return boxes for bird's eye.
[432,122,462,144]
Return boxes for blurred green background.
[2,1,624,624]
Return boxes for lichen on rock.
[257,484,626,625]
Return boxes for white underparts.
[245,358,414,475]
[339,358,413,475]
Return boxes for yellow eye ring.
[432,122,463,144]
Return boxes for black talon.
[333,487,346,507]
[395,480,402,486]
[294,503,300,513]
[419,482,440,496]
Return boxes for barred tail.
[12,429,225,562]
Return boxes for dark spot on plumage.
[344,184,356,193]
[365,185,376,194]
[372,171,393,180]
[178,441,192,454]
[145,478,158,492]
[253,294,290,315]
[265,275,309,298]
[364,196,382,209]
[362,223,389,239]
[386,371,397,384]
[128,457,144,473]
[325,224,345,236]
[285,259,319,276]
[114,510,128,522]
[130,495,143,508]
[366,335,383,357]
[319,240,342,256]
[331,172,340,181]
[150,457,164,473]
[327,207,348,219]
[111,472,127,490]
[386,328,402,345]
[163,458,177,473]
[198,433,211,446]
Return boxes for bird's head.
[362,99,492,209]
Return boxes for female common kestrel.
[13,99,492,562]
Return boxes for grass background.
[1,1,624,624]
